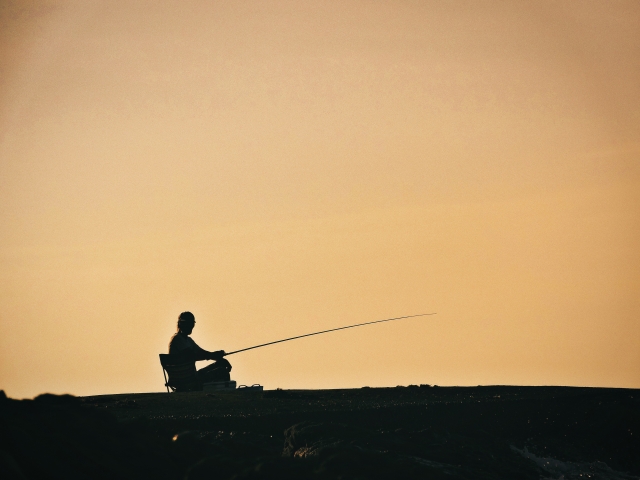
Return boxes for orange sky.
[1,0,639,398]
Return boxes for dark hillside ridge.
[1,386,638,479]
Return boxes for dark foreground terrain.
[1,385,638,479]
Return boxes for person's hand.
[211,350,226,360]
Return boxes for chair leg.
[162,368,170,393]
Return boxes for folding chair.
[159,354,201,392]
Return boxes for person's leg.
[198,358,232,374]
[197,367,230,382]
[197,359,232,383]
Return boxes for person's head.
[177,311,195,335]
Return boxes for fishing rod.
[224,313,436,356]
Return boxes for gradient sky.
[1,0,639,398]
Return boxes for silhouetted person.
[169,311,232,383]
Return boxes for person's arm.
[200,348,226,361]
[189,338,225,361]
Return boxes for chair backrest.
[159,354,200,392]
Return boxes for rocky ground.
[1,385,638,479]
